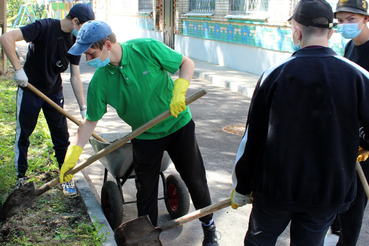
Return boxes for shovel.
[357,149,369,199]
[27,83,107,143]
[114,149,369,246]
[0,89,207,221]
[114,198,231,246]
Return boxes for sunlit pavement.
[15,40,369,246]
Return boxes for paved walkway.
[15,40,261,246]
[14,40,369,246]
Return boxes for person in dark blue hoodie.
[230,0,369,245]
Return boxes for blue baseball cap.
[68,20,112,56]
[69,4,95,23]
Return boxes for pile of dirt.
[0,171,95,244]
[0,55,103,244]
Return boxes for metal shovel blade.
[0,181,37,221]
[114,215,163,246]
[114,199,232,246]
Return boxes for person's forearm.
[70,76,85,107]
[0,31,24,71]
[73,119,98,147]
[70,65,85,108]
[178,56,194,82]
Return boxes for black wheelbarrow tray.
[89,132,190,230]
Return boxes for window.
[189,0,215,12]
[139,0,153,12]
[230,0,269,13]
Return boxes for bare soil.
[0,59,99,245]
[0,170,95,245]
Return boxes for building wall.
[102,0,347,75]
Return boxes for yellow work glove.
[170,78,190,118]
[59,145,83,183]
[357,146,369,162]
[231,189,253,209]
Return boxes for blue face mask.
[291,25,301,51]
[293,43,301,51]
[72,29,78,37]
[337,18,364,39]
[87,47,110,68]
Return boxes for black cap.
[69,4,95,23]
[288,0,337,28]
[334,0,369,16]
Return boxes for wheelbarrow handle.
[26,83,108,143]
[43,89,207,189]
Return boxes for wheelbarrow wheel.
[164,174,190,218]
[101,181,124,230]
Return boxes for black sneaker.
[202,222,219,246]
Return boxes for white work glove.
[231,189,252,209]
[80,106,87,119]
[14,69,28,87]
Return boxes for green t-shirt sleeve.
[86,78,108,122]
[148,40,183,74]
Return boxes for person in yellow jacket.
[60,20,219,246]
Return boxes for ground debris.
[222,124,246,136]
[0,171,94,245]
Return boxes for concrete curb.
[191,59,260,98]
[15,41,117,245]
[74,171,117,246]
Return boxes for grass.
[0,77,109,245]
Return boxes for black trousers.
[330,160,369,246]
[245,197,336,246]
[131,120,213,226]
[15,87,70,177]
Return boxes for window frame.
[138,0,153,13]
[188,0,216,14]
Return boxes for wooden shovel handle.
[161,198,231,231]
[44,89,207,189]
[159,148,369,231]
[26,83,107,143]
[356,149,369,199]
[356,162,369,199]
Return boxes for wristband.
[80,105,87,111]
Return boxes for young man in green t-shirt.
[60,20,218,246]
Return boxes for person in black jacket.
[324,0,369,245]
[0,4,94,196]
[230,0,369,245]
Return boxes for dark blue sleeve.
[20,20,44,43]
[67,35,81,65]
[68,54,81,66]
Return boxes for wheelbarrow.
[89,132,190,230]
